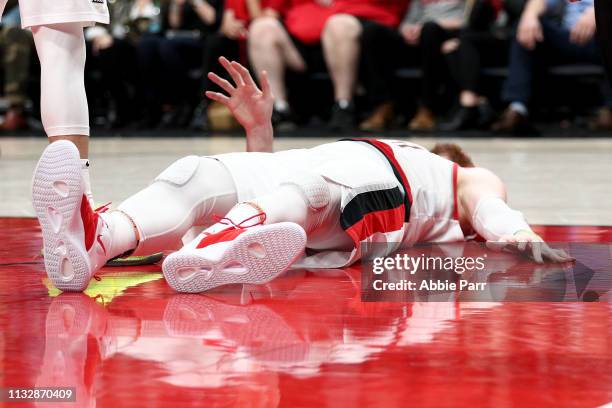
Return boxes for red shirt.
[331,0,410,28]
[227,0,272,23]
[267,0,333,44]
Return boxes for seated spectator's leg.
[203,33,240,95]
[159,36,205,126]
[443,29,500,131]
[322,14,363,130]
[322,14,362,104]
[538,18,612,129]
[359,21,406,131]
[248,17,306,114]
[193,33,240,129]
[595,0,612,79]
[419,21,453,114]
[409,21,453,130]
[0,26,32,131]
[454,30,484,107]
[491,27,538,133]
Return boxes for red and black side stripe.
[340,138,413,221]
[338,138,414,245]
[340,187,406,244]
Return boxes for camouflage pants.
[0,26,33,107]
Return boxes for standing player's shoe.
[162,216,306,293]
[32,141,111,292]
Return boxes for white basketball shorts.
[0,0,109,28]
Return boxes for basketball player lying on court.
[32,57,573,293]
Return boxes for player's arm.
[205,57,275,152]
[459,167,573,263]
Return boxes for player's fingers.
[231,61,257,88]
[205,91,230,105]
[547,249,568,263]
[518,241,528,252]
[531,242,544,263]
[208,72,235,95]
[260,70,273,98]
[554,248,575,262]
[219,56,244,87]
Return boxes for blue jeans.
[502,19,602,105]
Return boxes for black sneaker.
[440,106,480,132]
[477,101,497,129]
[329,102,355,132]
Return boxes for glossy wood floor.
[0,218,610,407]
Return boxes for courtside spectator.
[442,0,525,131]
[322,0,409,131]
[192,0,263,129]
[138,0,223,127]
[492,0,600,134]
[248,0,332,128]
[358,0,468,132]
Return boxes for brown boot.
[359,102,394,131]
[491,108,531,134]
[408,106,436,131]
[589,107,612,130]
[0,108,28,131]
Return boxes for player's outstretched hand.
[487,231,575,264]
[205,57,274,132]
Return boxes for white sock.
[105,211,137,259]
[509,102,528,116]
[81,159,94,207]
[274,100,289,113]
[337,99,351,109]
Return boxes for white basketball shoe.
[162,214,306,293]
[32,141,111,292]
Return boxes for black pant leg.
[419,21,454,110]
[360,21,407,106]
[595,0,612,80]
[202,33,239,94]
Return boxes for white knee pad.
[118,157,237,256]
[280,171,331,211]
[32,23,89,137]
[154,155,201,186]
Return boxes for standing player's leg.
[31,23,94,204]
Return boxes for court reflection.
[29,247,611,407]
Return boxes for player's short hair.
[430,143,475,168]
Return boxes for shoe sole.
[32,141,91,292]
[162,222,306,293]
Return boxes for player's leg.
[162,171,343,292]
[31,23,94,203]
[32,143,239,291]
